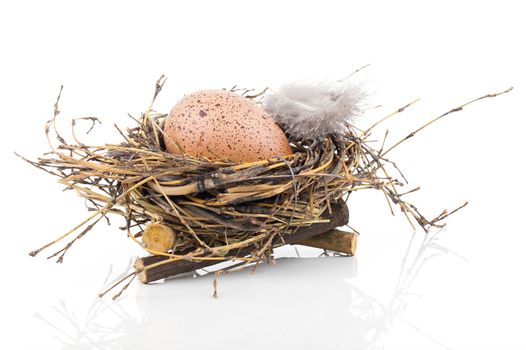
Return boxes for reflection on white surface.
[32,232,458,350]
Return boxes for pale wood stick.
[296,229,357,256]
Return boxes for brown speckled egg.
[163,90,292,162]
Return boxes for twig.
[381,87,513,157]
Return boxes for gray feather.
[263,82,367,140]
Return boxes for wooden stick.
[135,200,350,283]
[296,229,357,255]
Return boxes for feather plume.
[263,82,367,140]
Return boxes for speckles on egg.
[163,90,292,162]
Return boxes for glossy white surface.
[1,1,525,349]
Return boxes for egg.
[163,90,292,162]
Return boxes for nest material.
[23,78,509,298]
[31,107,380,257]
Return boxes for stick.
[296,229,357,255]
[381,87,513,157]
[135,200,350,283]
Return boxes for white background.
[1,1,525,349]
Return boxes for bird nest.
[22,77,509,299]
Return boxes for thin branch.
[381,87,513,157]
